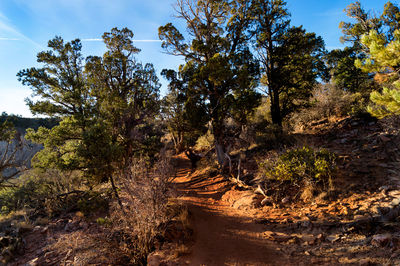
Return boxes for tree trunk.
[110,175,125,213]
[270,87,282,126]
[211,115,227,168]
[215,142,225,167]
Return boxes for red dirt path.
[173,155,290,266]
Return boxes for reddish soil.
[168,123,400,266]
[173,155,290,265]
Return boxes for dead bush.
[290,84,364,131]
[111,149,175,265]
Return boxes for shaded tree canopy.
[252,0,327,125]
[159,0,260,166]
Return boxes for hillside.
[4,115,399,265]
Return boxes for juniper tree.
[18,37,92,176]
[18,29,162,205]
[159,0,260,167]
[251,1,327,125]
[161,69,208,153]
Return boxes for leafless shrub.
[290,84,363,131]
[0,133,34,186]
[111,149,174,264]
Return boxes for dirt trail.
[173,155,289,266]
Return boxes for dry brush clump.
[110,150,176,264]
[290,84,364,131]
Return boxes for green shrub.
[0,169,109,217]
[194,130,214,151]
[96,217,111,226]
[259,146,336,190]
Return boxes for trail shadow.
[186,203,289,266]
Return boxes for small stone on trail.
[281,197,290,204]
[28,257,39,266]
[371,234,391,247]
[379,135,391,142]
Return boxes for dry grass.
[44,229,121,265]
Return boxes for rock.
[353,214,365,220]
[33,225,41,232]
[298,220,312,228]
[286,237,300,244]
[281,218,293,224]
[40,226,48,234]
[371,234,391,247]
[317,233,325,241]
[261,197,273,206]
[147,252,163,266]
[391,198,400,207]
[380,135,391,142]
[232,194,258,210]
[263,231,292,242]
[359,258,374,266]
[281,197,290,204]
[28,257,39,266]
[326,235,341,243]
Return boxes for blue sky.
[0,0,391,117]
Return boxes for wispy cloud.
[315,9,343,17]
[81,38,161,43]
[81,38,102,42]
[326,45,345,50]
[0,16,43,48]
[0,37,19,41]
[133,40,162,43]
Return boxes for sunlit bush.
[258,146,336,201]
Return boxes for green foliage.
[271,26,328,120]
[194,130,214,151]
[259,147,336,189]
[159,0,260,165]
[356,29,400,82]
[96,217,111,226]
[340,1,400,83]
[0,113,58,132]
[25,117,83,171]
[0,120,15,143]
[18,27,162,188]
[0,169,109,217]
[339,1,383,47]
[326,47,378,93]
[161,69,208,152]
[368,81,400,118]
[253,1,327,125]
